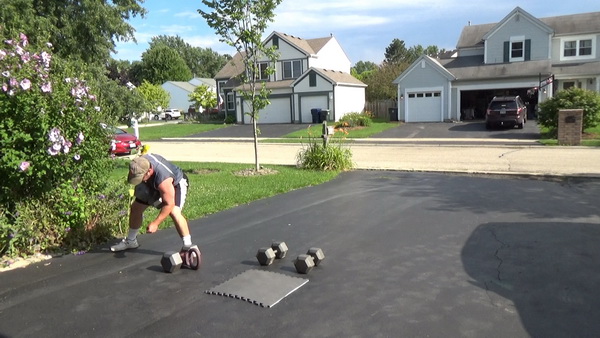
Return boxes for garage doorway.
[460,88,537,121]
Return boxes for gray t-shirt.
[144,153,183,190]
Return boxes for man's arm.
[146,177,175,233]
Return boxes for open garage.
[459,88,538,121]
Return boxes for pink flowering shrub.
[0,32,128,256]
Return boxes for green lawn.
[538,125,600,146]
[111,160,340,233]
[279,120,401,139]
[125,122,229,141]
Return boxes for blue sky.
[113,1,600,66]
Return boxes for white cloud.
[175,11,202,19]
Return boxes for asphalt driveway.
[1,171,599,337]
[187,120,541,140]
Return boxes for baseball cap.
[128,156,150,185]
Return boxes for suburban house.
[393,7,600,122]
[161,77,216,112]
[214,31,367,124]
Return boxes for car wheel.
[166,115,172,121]
[154,114,160,120]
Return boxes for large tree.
[141,45,193,85]
[199,0,283,171]
[351,60,378,81]
[0,0,146,67]
[362,62,409,101]
[149,35,229,78]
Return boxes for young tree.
[189,85,217,112]
[136,80,171,115]
[199,0,283,171]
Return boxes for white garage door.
[300,95,328,123]
[406,91,442,122]
[243,97,291,124]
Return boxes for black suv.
[485,96,527,129]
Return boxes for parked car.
[102,124,142,155]
[485,96,527,129]
[154,108,181,120]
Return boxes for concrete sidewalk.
[144,140,600,178]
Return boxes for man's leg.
[170,207,189,237]
[129,200,149,232]
[111,200,149,252]
[171,177,192,247]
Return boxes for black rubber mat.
[205,269,309,308]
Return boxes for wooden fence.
[364,99,398,120]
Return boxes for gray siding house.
[393,7,600,122]
[215,31,366,124]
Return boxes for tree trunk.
[253,115,259,171]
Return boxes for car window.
[490,101,517,110]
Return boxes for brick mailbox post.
[557,109,583,146]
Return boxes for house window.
[563,82,575,90]
[258,62,269,81]
[504,37,529,62]
[226,92,235,111]
[511,41,524,59]
[272,36,279,49]
[564,41,577,57]
[283,60,302,79]
[561,36,595,60]
[218,80,227,94]
[580,39,592,56]
[309,73,317,87]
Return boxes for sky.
[113,0,600,66]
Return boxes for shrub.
[224,114,237,124]
[538,88,600,137]
[0,32,121,256]
[335,112,373,128]
[296,128,353,171]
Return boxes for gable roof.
[215,31,338,81]
[269,31,334,56]
[456,8,600,49]
[293,68,366,87]
[439,56,552,80]
[393,55,456,84]
[189,78,216,87]
[163,81,196,92]
[215,52,245,80]
[482,7,553,41]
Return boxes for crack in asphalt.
[484,228,511,307]
[498,148,523,172]
[491,229,509,281]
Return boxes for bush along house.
[393,7,600,122]
[214,31,367,124]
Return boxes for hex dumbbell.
[256,241,288,266]
[294,247,325,274]
[161,251,183,273]
[161,245,201,273]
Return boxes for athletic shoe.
[110,238,139,252]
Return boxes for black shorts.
[135,174,189,209]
